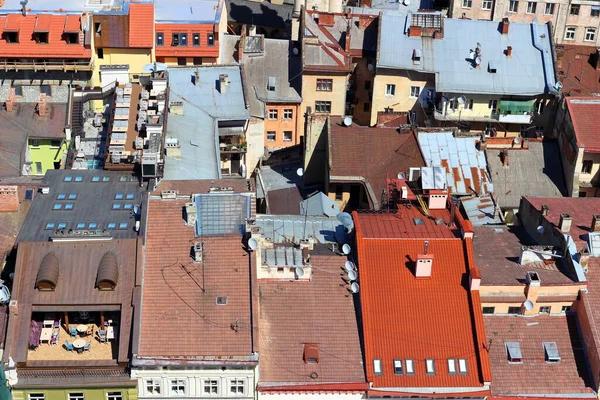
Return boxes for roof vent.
[96,252,118,291]
[36,253,59,291]
[506,46,512,57]
[303,343,320,364]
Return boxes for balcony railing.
[0,59,93,71]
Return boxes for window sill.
[461,6,472,9]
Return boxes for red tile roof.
[63,15,80,32]
[256,248,366,389]
[329,120,425,210]
[155,23,219,58]
[128,3,155,48]
[566,97,600,153]
[139,199,254,358]
[0,14,91,58]
[484,315,594,397]
[354,211,491,391]
[556,45,600,97]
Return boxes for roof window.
[115,193,124,200]
[304,343,319,364]
[88,222,98,229]
[426,359,435,375]
[102,176,110,182]
[505,342,523,363]
[68,193,77,200]
[92,176,101,182]
[393,359,403,375]
[373,359,382,376]
[448,359,456,375]
[76,223,86,229]
[543,342,560,363]
[64,176,73,182]
[45,222,56,230]
[119,176,128,182]
[74,176,83,182]
[112,203,122,210]
[124,203,133,210]
[57,193,67,200]
[64,203,74,210]
[405,359,415,375]
[57,222,67,230]
[107,222,117,229]
[126,193,135,200]
[118,222,128,230]
[458,358,468,374]
[414,218,424,225]
[52,203,63,210]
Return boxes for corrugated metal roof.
[378,13,556,95]
[261,246,303,267]
[418,131,492,195]
[461,194,502,226]
[255,215,346,244]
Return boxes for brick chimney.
[506,46,512,57]
[409,26,422,37]
[37,93,47,117]
[415,241,433,278]
[501,149,509,166]
[541,204,549,216]
[5,88,15,113]
[501,18,509,34]
[591,215,600,232]
[559,213,572,233]
[238,25,247,63]
[469,267,481,291]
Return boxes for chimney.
[523,271,540,314]
[5,88,15,113]
[409,26,422,37]
[219,74,230,94]
[193,70,200,86]
[506,46,512,57]
[580,246,590,270]
[501,149,509,166]
[469,267,481,291]
[184,202,197,226]
[238,26,247,63]
[21,0,28,16]
[541,204,549,216]
[415,241,433,278]
[193,242,203,263]
[559,213,572,233]
[344,24,351,52]
[249,25,257,36]
[591,214,600,232]
[37,93,47,117]
[501,18,509,34]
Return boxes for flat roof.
[154,0,220,23]
[378,14,556,95]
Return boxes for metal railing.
[0,59,93,71]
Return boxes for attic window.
[505,342,523,363]
[267,77,276,92]
[543,342,560,363]
[412,49,421,64]
[34,32,49,44]
[303,343,319,364]
[64,32,79,44]
[216,296,228,305]
[413,218,424,225]
[3,32,18,43]
[373,359,382,375]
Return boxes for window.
[509,0,518,12]
[64,32,79,44]
[393,359,403,375]
[57,222,67,229]
[64,203,74,210]
[580,191,588,197]
[208,33,215,46]
[585,27,596,42]
[172,33,180,46]
[570,4,579,15]
[126,193,135,200]
[462,0,472,7]
[565,26,576,40]
[95,22,101,36]
[107,222,117,229]
[335,185,343,201]
[386,84,396,96]
[203,380,219,395]
[283,109,293,120]
[482,0,492,9]
[119,176,128,182]
[124,203,133,210]
[539,306,551,314]
[106,393,122,400]
[57,193,67,200]
[193,33,200,46]
[68,194,77,200]
[194,57,202,65]
[115,193,124,200]
[545,3,555,14]
[88,222,98,229]
[74,176,83,182]
[562,305,572,313]
[76,223,86,229]
[316,79,333,91]
[96,48,104,59]
[53,203,63,210]
[283,131,293,142]
[465,99,474,110]
[34,32,48,44]
[426,359,435,375]
[68,394,84,400]
[409,86,420,98]
[373,359,383,376]
[592,5,600,16]
[64,176,73,182]
[508,306,521,314]
[230,380,245,395]
[40,85,52,97]
[102,176,110,182]
[118,222,128,230]
[582,160,593,174]
[13,86,23,97]
[180,33,188,46]
[50,140,61,148]
[216,296,228,305]
[450,98,459,111]
[268,109,278,120]
[363,102,371,112]
[45,222,56,230]
[489,99,498,111]
[31,139,40,147]
[527,1,537,13]
[315,101,331,113]
[146,380,161,395]
[483,306,495,314]
[506,342,523,363]
[458,359,468,374]
[448,359,457,374]
[543,342,561,363]
[156,32,164,46]
[365,80,371,90]
[267,131,276,142]
[405,359,415,375]
[29,394,45,400]
[171,380,186,396]
[112,203,122,210]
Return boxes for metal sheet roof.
[194,193,251,237]
[255,215,347,244]
[461,194,502,226]
[261,247,303,267]
[378,13,556,95]
[299,192,340,218]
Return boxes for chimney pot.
[501,18,509,34]
[541,204,549,216]
[506,46,512,57]
[559,213,572,233]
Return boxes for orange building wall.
[155,23,219,58]
[264,103,302,148]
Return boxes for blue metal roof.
[378,13,556,95]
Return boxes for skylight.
[52,204,62,210]
[89,222,98,229]
[64,203,74,210]
[118,222,128,230]
[119,176,128,182]
[112,203,122,210]
[126,193,135,200]
[506,342,523,363]
[45,222,56,230]
[107,222,117,229]
[405,359,414,375]
[543,342,560,363]
[74,176,83,182]
[68,193,77,200]
[64,176,73,182]
[57,222,67,229]
[115,194,124,200]
[57,193,66,200]
[76,223,86,229]
[124,203,133,210]
[102,176,110,182]
[92,176,101,182]
[373,359,382,376]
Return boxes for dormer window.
[64,32,79,44]
[3,32,18,43]
[543,342,560,363]
[34,32,49,44]
[303,343,319,364]
[412,49,421,64]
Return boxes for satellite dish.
[292,47,299,55]
[524,299,534,311]
[345,261,355,271]
[403,0,410,5]
[458,95,466,105]
[475,57,482,66]
[295,266,305,278]
[296,168,304,177]
[348,270,358,281]
[367,63,374,71]
[537,225,545,234]
[351,282,360,293]
[248,238,258,250]
[342,244,351,255]
[337,212,355,233]
[397,172,406,179]
[343,116,353,126]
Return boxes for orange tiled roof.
[64,15,80,32]
[354,211,491,391]
[0,14,90,58]
[128,3,155,48]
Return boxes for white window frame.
[409,86,420,98]
[585,27,596,42]
[386,84,396,96]
[203,379,220,395]
[458,358,468,374]
[283,109,293,120]
[527,1,537,13]
[146,380,161,396]
[267,109,278,120]
[229,379,245,396]
[393,359,403,375]
[373,359,383,375]
[283,131,293,142]
[482,0,492,10]
[315,101,331,113]
[465,99,473,110]
[592,5,600,17]
[544,2,555,14]
[405,359,415,375]
[266,131,276,142]
[448,359,457,375]
[170,380,186,396]
[68,394,84,400]
[489,99,498,111]
[106,393,123,400]
[509,0,518,12]
[565,26,576,40]
[28,394,45,400]
[462,0,472,8]
[426,359,435,375]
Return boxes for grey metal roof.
[486,142,566,210]
[261,246,303,267]
[417,131,492,195]
[17,170,145,243]
[299,192,340,218]
[155,0,221,23]
[461,194,502,226]
[194,193,251,236]
[164,66,250,181]
[255,215,347,244]
[226,0,293,28]
[378,13,557,95]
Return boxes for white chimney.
[185,202,197,226]
[219,74,230,94]
[469,267,481,291]
[559,213,572,233]
[193,242,203,263]
[415,240,433,278]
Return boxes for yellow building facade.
[301,72,348,118]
